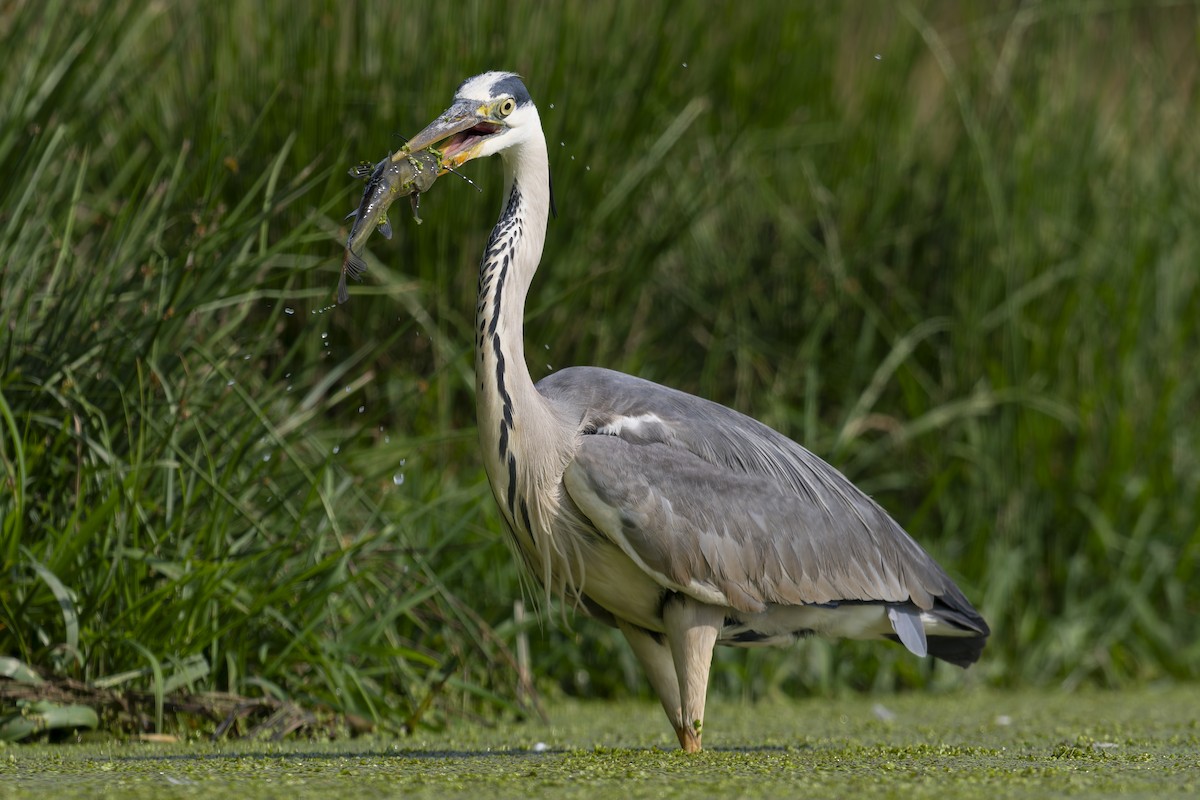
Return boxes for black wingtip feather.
[883,632,988,668]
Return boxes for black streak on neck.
[478,182,524,525]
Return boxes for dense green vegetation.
[2,1,1197,737]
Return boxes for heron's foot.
[675,722,703,753]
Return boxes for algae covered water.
[3,687,1197,799]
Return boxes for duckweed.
[2,686,1197,799]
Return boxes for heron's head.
[406,71,540,171]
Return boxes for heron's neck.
[475,132,562,533]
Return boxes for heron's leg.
[617,620,683,739]
[662,595,722,753]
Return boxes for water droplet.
[874,53,882,61]
[286,385,293,392]
[284,307,295,315]
[226,379,235,387]
[549,103,555,109]
[560,141,565,147]
[682,62,688,68]
[399,458,407,467]
[344,385,352,393]
[332,445,340,455]
[358,405,365,413]
[321,332,329,340]
[285,372,292,379]
[262,453,271,462]
[243,354,251,360]
[544,344,550,350]
[392,473,405,486]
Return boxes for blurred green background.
[2,0,1198,735]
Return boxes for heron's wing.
[540,366,983,624]
[564,433,950,613]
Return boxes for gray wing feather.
[887,606,929,657]
[543,366,976,618]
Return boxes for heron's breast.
[574,537,668,632]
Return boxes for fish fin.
[342,250,368,280]
[410,194,423,225]
[378,216,392,240]
[339,250,366,304]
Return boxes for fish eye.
[498,98,516,117]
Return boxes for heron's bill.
[404,99,505,171]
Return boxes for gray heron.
[405,71,989,752]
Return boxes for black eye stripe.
[490,74,532,107]
[453,72,533,107]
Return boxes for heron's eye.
[498,98,516,117]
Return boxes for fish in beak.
[402,98,509,171]
[338,149,441,304]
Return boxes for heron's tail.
[885,594,989,668]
